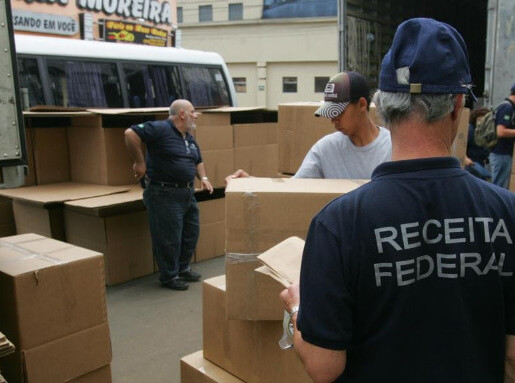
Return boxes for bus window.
[181,66,230,107]
[46,59,122,108]
[123,63,182,107]
[17,58,45,107]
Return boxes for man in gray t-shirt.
[294,71,391,179]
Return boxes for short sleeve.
[294,147,323,178]
[297,213,354,350]
[495,102,513,127]
[130,121,160,143]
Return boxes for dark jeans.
[143,184,199,284]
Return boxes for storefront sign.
[77,0,171,25]
[12,10,78,35]
[103,19,167,46]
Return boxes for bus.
[14,34,237,109]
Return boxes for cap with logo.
[378,18,476,100]
[314,71,370,119]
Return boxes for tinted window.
[17,58,45,107]
[229,3,243,20]
[283,76,297,93]
[315,76,330,92]
[199,5,213,22]
[46,59,122,107]
[122,63,182,107]
[182,66,230,107]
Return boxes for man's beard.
[186,116,196,131]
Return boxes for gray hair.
[169,99,190,116]
[373,91,459,126]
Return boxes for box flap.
[64,186,144,217]
[257,236,304,285]
[86,107,169,114]
[226,177,368,194]
[22,323,111,383]
[0,235,102,276]
[0,183,129,206]
[200,106,266,113]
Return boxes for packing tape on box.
[243,191,260,252]
[226,252,261,264]
[0,240,67,266]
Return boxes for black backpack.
[474,99,515,150]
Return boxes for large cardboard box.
[234,144,278,177]
[196,107,270,127]
[196,198,225,262]
[203,276,311,383]
[277,102,334,174]
[181,351,243,383]
[225,177,365,319]
[14,324,111,383]
[68,116,135,186]
[233,123,277,147]
[64,187,154,285]
[31,127,71,185]
[198,149,234,189]
[194,125,233,151]
[0,234,109,381]
[450,108,471,167]
[0,183,129,241]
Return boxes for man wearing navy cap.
[489,82,515,188]
[281,18,515,382]
[293,71,391,179]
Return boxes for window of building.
[177,7,183,23]
[283,77,297,93]
[199,5,213,22]
[315,76,330,92]
[229,3,243,20]
[233,77,246,93]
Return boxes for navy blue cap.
[379,18,476,100]
[511,82,515,94]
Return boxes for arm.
[507,335,515,383]
[124,128,146,181]
[196,162,213,194]
[280,283,346,383]
[225,169,251,186]
[497,124,515,139]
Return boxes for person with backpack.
[465,107,491,180]
[489,82,515,188]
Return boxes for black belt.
[150,180,194,188]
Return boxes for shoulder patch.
[138,123,145,128]
[504,115,510,121]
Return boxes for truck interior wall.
[347,0,487,99]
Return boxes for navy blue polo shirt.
[130,119,202,183]
[298,157,515,382]
[492,100,514,156]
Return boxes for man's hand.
[201,178,214,194]
[133,162,146,181]
[225,169,250,186]
[280,282,300,313]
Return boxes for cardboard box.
[196,149,234,189]
[194,125,233,151]
[0,197,15,238]
[225,177,366,319]
[68,116,135,186]
[181,351,243,383]
[233,123,277,147]
[0,183,129,241]
[202,276,311,383]
[0,233,108,382]
[450,108,471,167]
[64,187,154,285]
[277,102,334,174]
[196,107,269,127]
[196,198,225,262]
[234,144,278,177]
[2,324,112,383]
[31,127,71,185]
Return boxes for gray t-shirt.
[294,127,391,179]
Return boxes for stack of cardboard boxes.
[181,177,368,382]
[0,233,112,382]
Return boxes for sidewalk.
[107,256,225,383]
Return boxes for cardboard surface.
[233,123,278,147]
[202,276,311,383]
[12,200,65,240]
[225,177,366,319]
[0,183,129,206]
[257,236,304,285]
[234,144,278,177]
[196,149,234,189]
[252,266,288,319]
[31,127,71,185]
[277,102,334,174]
[0,234,107,357]
[181,351,243,383]
[20,323,111,383]
[64,207,153,286]
[196,199,225,262]
[194,125,234,151]
[0,197,15,238]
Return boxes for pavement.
[106,255,225,383]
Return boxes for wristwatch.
[201,176,209,181]
[287,306,299,336]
